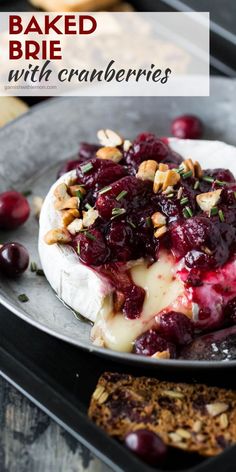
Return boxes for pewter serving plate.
[1,78,236,369]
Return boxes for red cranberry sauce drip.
[67,132,236,323]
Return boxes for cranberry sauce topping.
[134,329,176,357]
[61,131,236,337]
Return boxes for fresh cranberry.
[106,221,134,261]
[152,193,182,222]
[124,429,167,466]
[0,242,29,277]
[171,115,203,139]
[76,158,127,191]
[79,142,100,160]
[134,329,176,357]
[157,311,193,345]
[0,191,30,230]
[123,285,146,319]
[224,297,236,325]
[72,229,109,266]
[220,185,236,206]
[185,269,203,286]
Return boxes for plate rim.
[1,90,236,369]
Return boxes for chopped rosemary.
[111,208,126,219]
[22,190,32,197]
[180,197,189,205]
[116,190,128,201]
[30,261,38,273]
[81,162,93,174]
[183,206,193,218]
[215,180,227,186]
[85,231,96,241]
[176,166,185,175]
[128,219,136,229]
[18,294,29,303]
[146,216,152,227]
[36,269,45,276]
[77,241,81,254]
[85,203,93,210]
[76,190,84,200]
[203,176,214,183]
[99,186,112,195]
[166,193,174,198]
[182,170,193,180]
[210,206,218,216]
[194,180,200,190]
[218,209,225,222]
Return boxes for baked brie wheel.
[39,132,236,358]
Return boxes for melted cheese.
[92,251,184,352]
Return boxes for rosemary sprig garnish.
[81,162,93,174]
[218,209,225,222]
[99,186,112,195]
[127,219,136,229]
[202,176,214,183]
[111,208,126,220]
[180,197,189,205]
[182,170,193,180]
[215,180,227,186]
[85,231,97,241]
[30,261,38,272]
[18,294,29,303]
[22,190,32,197]
[85,203,93,210]
[183,206,193,218]
[76,190,84,200]
[210,206,218,216]
[116,190,128,201]
[194,180,200,190]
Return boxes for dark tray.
[1,305,236,472]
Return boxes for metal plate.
[1,78,236,369]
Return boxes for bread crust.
[88,372,236,456]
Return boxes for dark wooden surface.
[0,377,110,472]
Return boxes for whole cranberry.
[134,329,176,357]
[171,115,203,139]
[123,285,145,319]
[125,429,167,466]
[0,191,30,230]
[106,221,134,261]
[76,158,126,190]
[72,229,109,266]
[224,297,236,325]
[157,311,193,345]
[0,242,29,277]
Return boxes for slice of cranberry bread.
[88,372,236,456]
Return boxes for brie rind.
[39,138,236,350]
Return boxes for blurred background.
[0,0,235,125]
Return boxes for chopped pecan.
[83,208,99,227]
[67,218,83,235]
[154,226,168,239]
[62,209,80,227]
